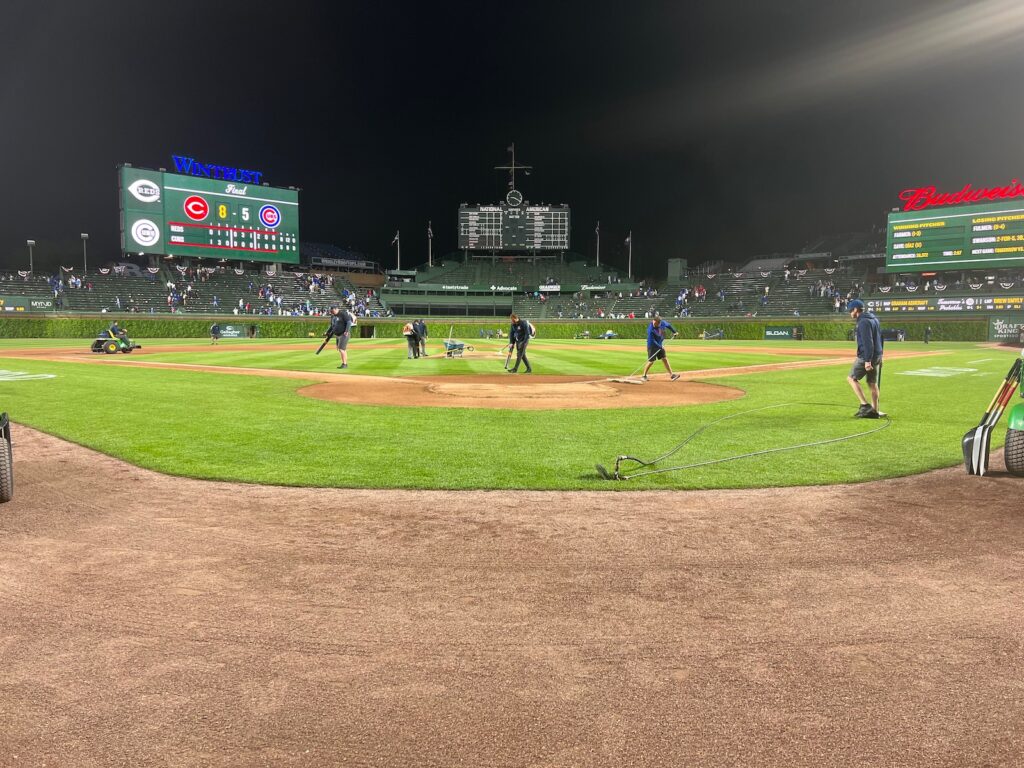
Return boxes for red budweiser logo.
[899,180,1024,211]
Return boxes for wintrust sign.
[171,155,264,185]
[898,180,1024,211]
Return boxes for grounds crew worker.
[507,313,533,374]
[329,306,352,369]
[641,312,680,382]
[847,299,884,418]
[415,319,428,357]
[403,320,419,359]
[210,322,221,345]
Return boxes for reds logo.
[259,204,281,229]
[183,195,209,221]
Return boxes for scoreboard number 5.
[241,207,250,222]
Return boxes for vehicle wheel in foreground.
[104,340,119,354]
[1005,428,1024,477]
[0,429,12,503]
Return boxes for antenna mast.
[494,143,532,190]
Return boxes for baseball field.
[2,334,1023,766]
[0,335,1019,488]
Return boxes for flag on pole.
[391,230,400,245]
[625,233,631,245]
[595,221,600,235]
[427,222,433,239]
[507,144,514,152]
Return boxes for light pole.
[81,233,89,274]
[26,240,35,274]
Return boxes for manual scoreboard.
[120,166,300,264]
[886,200,1024,273]
[458,200,570,251]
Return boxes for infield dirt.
[1,425,1021,767]
[0,344,941,411]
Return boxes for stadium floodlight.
[26,240,35,273]
[81,233,89,274]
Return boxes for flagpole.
[397,234,401,271]
[428,221,433,268]
[596,221,601,268]
[628,230,632,280]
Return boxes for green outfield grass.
[0,338,1019,490]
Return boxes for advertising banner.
[988,316,1024,342]
[0,295,54,312]
[764,326,803,340]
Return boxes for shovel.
[963,358,1022,475]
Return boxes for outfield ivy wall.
[0,314,995,342]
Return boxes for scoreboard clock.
[458,201,570,251]
[119,166,300,264]
[886,199,1024,273]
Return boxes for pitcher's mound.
[299,375,744,410]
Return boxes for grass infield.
[0,337,1019,490]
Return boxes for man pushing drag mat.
[641,312,680,382]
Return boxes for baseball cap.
[848,299,865,312]
[653,311,661,319]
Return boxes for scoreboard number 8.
[218,203,228,220]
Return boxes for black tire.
[1006,428,1024,477]
[121,346,133,354]
[104,340,119,354]
[0,429,12,503]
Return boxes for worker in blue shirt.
[507,313,534,374]
[641,312,681,382]
[846,299,884,418]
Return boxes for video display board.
[865,295,1024,312]
[886,200,1024,273]
[120,166,300,264]
[458,203,570,251]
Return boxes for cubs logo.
[259,205,281,229]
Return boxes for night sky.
[4,0,1024,278]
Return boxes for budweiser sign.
[899,180,1024,211]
